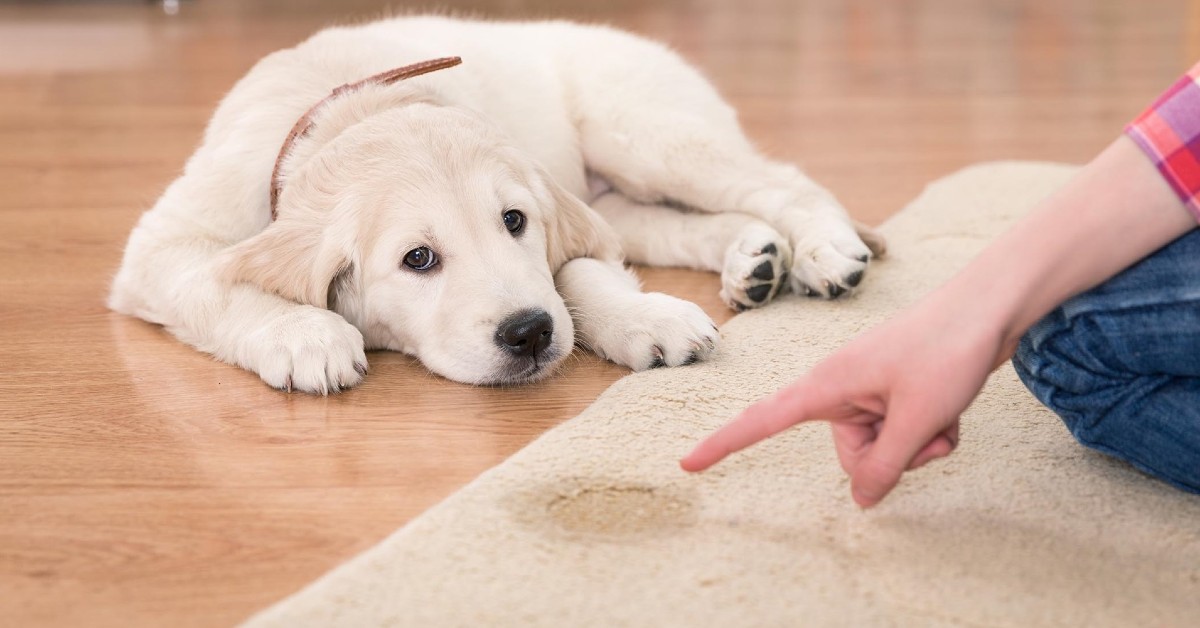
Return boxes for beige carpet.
[243,163,1200,628]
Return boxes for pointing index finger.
[679,377,829,472]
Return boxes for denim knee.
[1012,310,1200,494]
[1013,310,1132,444]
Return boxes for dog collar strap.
[269,56,463,220]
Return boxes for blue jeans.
[1012,228,1200,494]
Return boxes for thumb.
[849,401,944,508]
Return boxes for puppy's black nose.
[495,309,554,358]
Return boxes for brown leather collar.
[269,56,463,220]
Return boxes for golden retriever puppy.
[109,16,883,392]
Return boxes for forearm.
[931,136,1196,360]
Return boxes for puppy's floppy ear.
[542,176,624,271]
[216,216,352,310]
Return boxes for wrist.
[914,254,1032,367]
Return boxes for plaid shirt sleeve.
[1125,62,1200,222]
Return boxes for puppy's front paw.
[589,293,719,371]
[720,222,792,311]
[787,213,877,300]
[245,308,368,394]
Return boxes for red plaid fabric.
[1126,61,1200,222]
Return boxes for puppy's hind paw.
[720,222,792,311]
[787,212,878,300]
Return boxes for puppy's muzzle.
[495,309,554,358]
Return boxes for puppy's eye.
[402,247,438,271]
[502,209,526,236]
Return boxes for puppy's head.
[219,96,620,385]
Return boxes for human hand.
[680,296,1008,508]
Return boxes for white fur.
[109,16,883,392]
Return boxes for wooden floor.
[2,0,1197,625]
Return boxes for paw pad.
[720,225,792,312]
